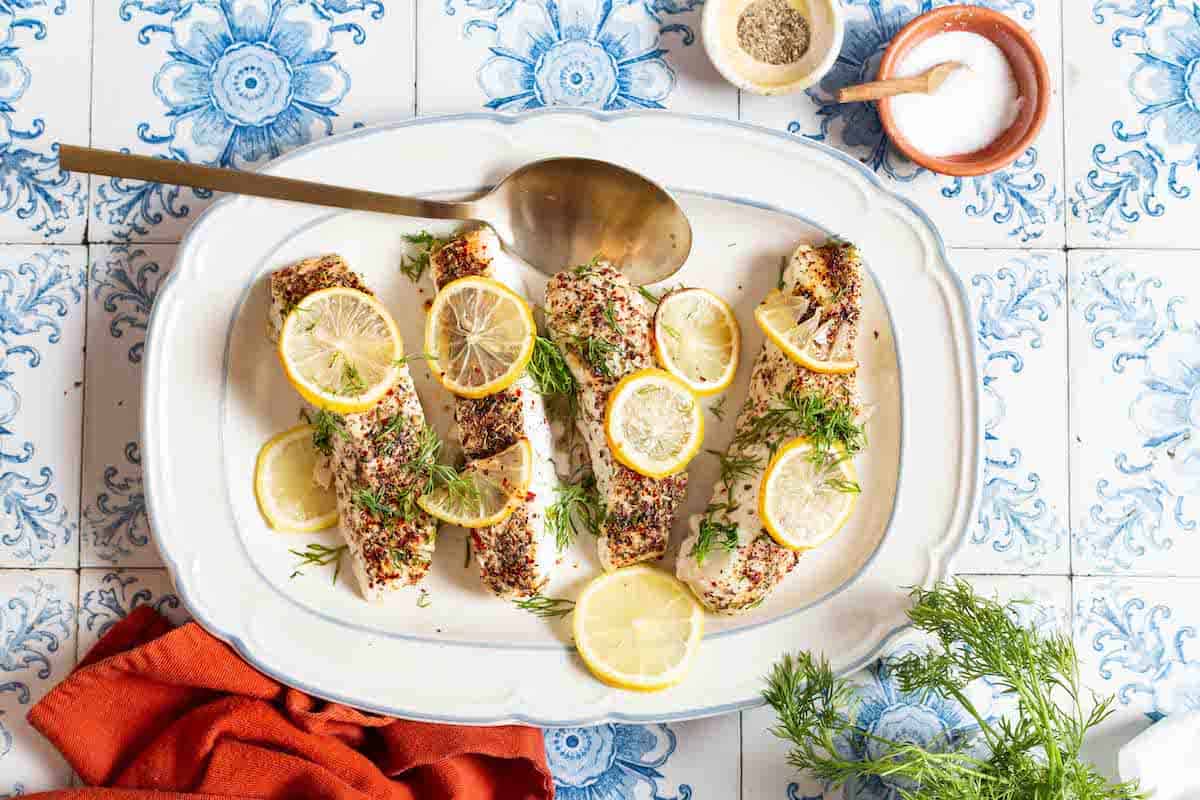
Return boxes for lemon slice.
[759,437,858,551]
[574,565,704,691]
[254,424,338,532]
[425,276,536,399]
[278,287,404,414]
[604,368,704,479]
[652,288,740,396]
[418,438,533,528]
[754,288,857,375]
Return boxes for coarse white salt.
[889,30,1021,157]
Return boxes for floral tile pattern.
[80,245,174,567]
[1069,250,1200,576]
[740,0,1066,248]
[0,247,85,569]
[76,569,187,658]
[1065,1,1200,246]
[951,249,1069,573]
[89,0,415,242]
[0,569,77,795]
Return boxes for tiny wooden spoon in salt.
[836,61,966,103]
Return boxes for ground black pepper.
[736,0,811,65]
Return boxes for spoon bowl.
[58,146,694,284]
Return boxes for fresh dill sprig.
[826,476,861,494]
[708,449,760,503]
[636,285,661,305]
[690,515,739,564]
[528,336,577,397]
[546,473,605,552]
[777,254,789,290]
[515,594,576,619]
[572,255,603,277]
[732,390,866,461]
[308,408,347,456]
[288,543,349,585]
[603,300,625,334]
[395,352,437,367]
[373,414,407,456]
[352,487,398,519]
[661,322,682,340]
[400,230,451,283]
[710,396,728,422]
[571,335,619,378]
[340,359,367,396]
[417,589,432,608]
[764,579,1146,800]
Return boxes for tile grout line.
[1066,248,1075,581]
[1058,0,1069,248]
[74,245,90,573]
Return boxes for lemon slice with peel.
[574,565,704,691]
[759,436,858,551]
[605,368,704,479]
[254,424,338,532]
[754,288,857,375]
[418,438,533,528]
[278,287,404,413]
[653,288,740,396]
[425,276,536,399]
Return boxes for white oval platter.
[143,110,981,726]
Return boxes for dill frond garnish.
[572,255,602,277]
[400,230,451,283]
[661,322,682,340]
[690,514,739,564]
[603,300,624,334]
[637,285,661,305]
[528,336,577,397]
[777,254,788,290]
[826,476,861,494]
[288,543,348,584]
[764,579,1146,800]
[731,391,865,461]
[708,449,759,503]
[710,395,728,422]
[546,473,605,552]
[309,408,347,456]
[352,487,398,519]
[394,352,437,367]
[570,335,619,378]
[515,594,576,619]
[417,589,432,608]
[340,359,367,396]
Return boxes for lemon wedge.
[759,436,858,551]
[278,287,404,414]
[652,288,740,396]
[425,276,536,399]
[418,438,533,528]
[573,565,704,691]
[604,368,704,479]
[254,424,338,532]
[754,288,857,374]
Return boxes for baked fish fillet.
[545,261,687,571]
[430,229,557,599]
[268,255,437,601]
[677,242,862,614]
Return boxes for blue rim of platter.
[144,109,982,726]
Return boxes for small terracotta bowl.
[876,6,1050,177]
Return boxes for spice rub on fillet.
[545,261,688,571]
[430,229,557,599]
[268,255,437,601]
[677,242,862,614]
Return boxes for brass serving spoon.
[836,61,966,103]
[59,144,693,285]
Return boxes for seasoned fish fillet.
[545,262,687,571]
[268,255,437,601]
[677,242,862,614]
[430,229,557,599]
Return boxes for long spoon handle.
[836,76,930,103]
[58,144,481,220]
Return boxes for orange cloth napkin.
[24,606,554,800]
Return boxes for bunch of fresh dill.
[763,579,1145,800]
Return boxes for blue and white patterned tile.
[76,568,187,659]
[417,0,738,117]
[80,244,172,567]
[950,250,1069,573]
[88,0,415,243]
[740,575,1069,800]
[0,247,85,569]
[545,709,738,798]
[739,0,1065,248]
[1065,1,1200,247]
[0,0,90,243]
[1075,577,1200,780]
[0,569,77,795]
[1069,250,1200,576]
